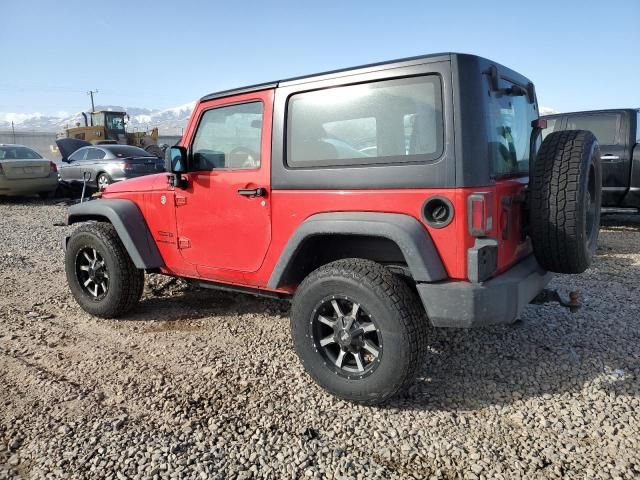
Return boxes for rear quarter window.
[286,75,444,168]
[486,80,537,177]
[69,149,88,161]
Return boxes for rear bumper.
[417,255,553,328]
[0,175,58,195]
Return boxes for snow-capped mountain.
[0,102,196,135]
[539,106,559,116]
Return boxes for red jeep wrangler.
[64,53,601,404]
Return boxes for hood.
[56,138,91,159]
[102,173,169,194]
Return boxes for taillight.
[50,162,58,173]
[468,192,494,237]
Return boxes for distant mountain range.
[0,103,195,136]
[539,106,558,116]
[1,103,559,136]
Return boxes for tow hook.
[531,289,581,313]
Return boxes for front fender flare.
[267,212,446,289]
[65,199,164,269]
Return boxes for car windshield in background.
[105,113,126,133]
[0,146,43,160]
[107,146,154,158]
[566,114,620,144]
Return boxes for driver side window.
[191,101,263,171]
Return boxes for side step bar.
[196,280,291,300]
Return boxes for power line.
[87,89,98,112]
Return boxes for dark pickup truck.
[542,109,640,211]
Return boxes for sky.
[1,0,639,117]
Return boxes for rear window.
[486,79,537,177]
[286,75,444,168]
[0,146,43,160]
[566,114,620,144]
[106,146,154,158]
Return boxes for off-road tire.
[65,222,144,318]
[291,258,428,405]
[529,130,601,274]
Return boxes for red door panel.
[174,90,273,276]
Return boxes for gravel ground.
[0,196,639,480]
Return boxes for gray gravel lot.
[0,197,639,479]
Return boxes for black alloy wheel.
[311,295,382,379]
[75,246,110,300]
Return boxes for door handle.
[601,154,620,161]
[237,187,266,197]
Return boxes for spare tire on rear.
[529,130,601,274]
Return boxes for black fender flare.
[267,212,446,289]
[65,199,164,269]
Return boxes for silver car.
[0,144,59,198]
[56,139,165,190]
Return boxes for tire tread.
[529,130,601,273]
[292,258,427,405]
[66,222,144,318]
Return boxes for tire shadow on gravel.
[124,287,290,324]
[0,194,76,208]
[600,213,640,232]
[83,218,639,410]
[388,226,640,411]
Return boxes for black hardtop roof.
[200,52,524,102]
[542,108,640,118]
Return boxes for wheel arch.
[267,212,446,289]
[65,198,164,269]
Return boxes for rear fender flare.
[65,198,163,269]
[267,212,446,289]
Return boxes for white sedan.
[0,144,59,198]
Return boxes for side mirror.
[62,158,71,163]
[168,146,188,174]
[167,146,188,189]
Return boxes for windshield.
[487,79,537,177]
[105,113,126,133]
[0,146,43,160]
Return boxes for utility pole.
[87,89,98,112]
[11,121,16,143]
